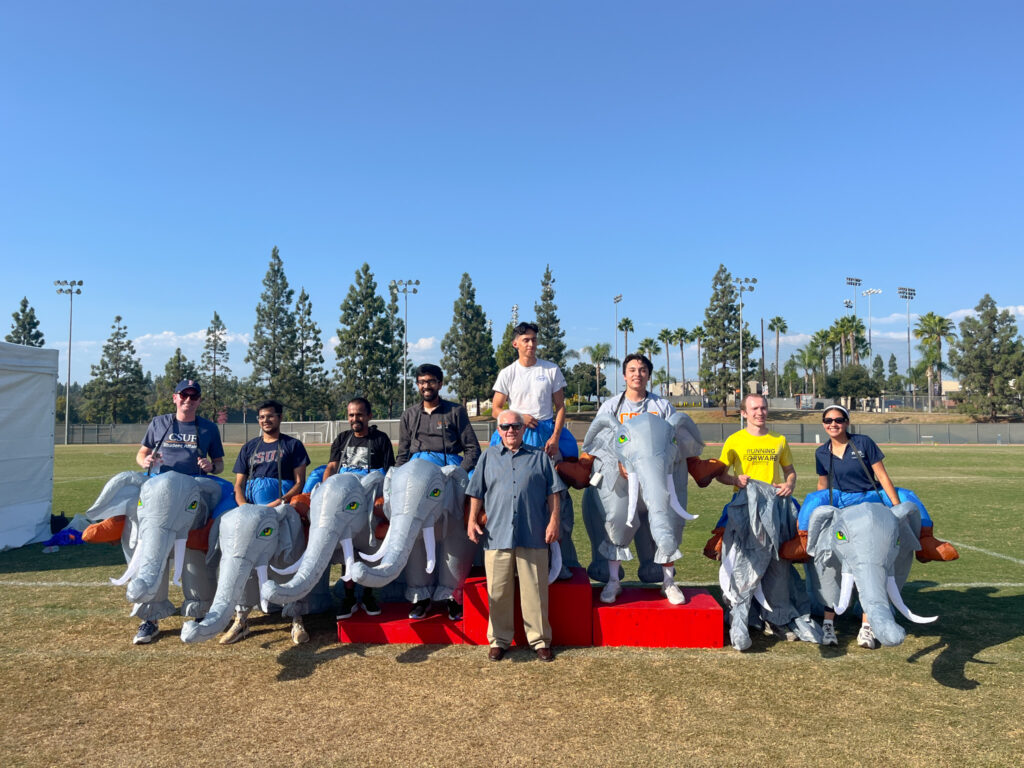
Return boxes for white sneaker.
[600,581,622,604]
[822,620,838,647]
[290,619,309,645]
[856,622,878,649]
[219,615,250,645]
[662,583,687,605]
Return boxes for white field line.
[0,580,112,587]
[946,540,1024,567]
[54,474,122,484]
[924,583,1024,589]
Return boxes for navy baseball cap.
[174,379,202,396]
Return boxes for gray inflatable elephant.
[87,471,226,620]
[180,502,307,643]
[349,459,477,604]
[580,411,702,603]
[806,501,937,647]
[260,471,385,607]
[719,480,821,651]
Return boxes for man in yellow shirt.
[704,393,796,559]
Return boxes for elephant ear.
[86,471,148,522]
[581,411,618,457]
[360,471,385,503]
[668,411,705,460]
[382,467,396,519]
[206,513,224,566]
[273,506,306,566]
[441,465,469,517]
[891,501,922,552]
[806,505,839,558]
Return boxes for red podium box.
[462,566,594,647]
[592,586,723,648]
[337,601,469,645]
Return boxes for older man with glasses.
[467,410,565,662]
[395,363,481,620]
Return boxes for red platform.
[336,601,470,645]
[592,586,723,648]
[462,566,594,647]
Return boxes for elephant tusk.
[754,583,771,612]
[271,551,303,576]
[719,543,737,603]
[835,572,856,615]
[667,475,698,521]
[548,542,562,586]
[110,546,143,586]
[626,473,639,528]
[171,538,186,586]
[256,565,270,613]
[360,528,389,562]
[341,538,355,582]
[887,576,938,624]
[423,525,436,575]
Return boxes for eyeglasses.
[498,423,524,431]
[178,392,200,401]
[417,379,439,387]
[822,417,848,425]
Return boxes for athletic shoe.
[857,622,878,649]
[767,622,798,641]
[219,615,250,645]
[360,590,381,616]
[448,598,464,622]
[337,593,358,620]
[600,581,622,604]
[290,619,309,645]
[408,599,431,619]
[662,583,687,605]
[822,620,838,647]
[132,620,158,645]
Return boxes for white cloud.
[409,336,437,353]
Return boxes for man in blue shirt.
[467,410,565,662]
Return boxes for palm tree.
[690,325,705,399]
[767,316,787,397]
[658,328,675,395]
[618,317,634,356]
[637,337,661,362]
[914,311,956,407]
[795,346,820,396]
[674,327,688,398]
[811,329,832,381]
[580,343,619,405]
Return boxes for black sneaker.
[360,590,381,616]
[408,599,431,619]
[446,599,463,621]
[132,620,158,645]
[337,592,358,620]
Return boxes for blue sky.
[3,2,1022,387]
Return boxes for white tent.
[0,341,58,551]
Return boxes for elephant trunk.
[348,511,423,589]
[180,554,254,643]
[124,523,178,604]
[632,462,682,563]
[262,524,344,605]
[850,563,906,647]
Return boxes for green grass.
[2,444,1022,767]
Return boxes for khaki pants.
[484,547,550,650]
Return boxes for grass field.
[2,444,1022,767]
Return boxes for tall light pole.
[54,279,83,445]
[898,286,916,409]
[733,276,756,421]
[846,276,862,319]
[389,279,419,412]
[862,288,882,357]
[613,294,622,395]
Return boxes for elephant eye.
[188,501,198,510]
[137,499,143,507]
[346,502,359,510]
[430,488,441,498]
[259,527,274,538]
[835,531,847,542]
[617,435,628,444]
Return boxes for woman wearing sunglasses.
[784,404,957,648]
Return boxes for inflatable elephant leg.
[433,529,480,603]
[130,558,177,622]
[555,489,577,578]
[181,547,217,617]
[632,514,665,584]
[582,487,613,582]
[402,522,438,603]
[281,567,332,618]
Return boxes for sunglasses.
[498,423,524,431]
[177,392,200,401]
[822,417,847,425]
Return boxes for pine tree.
[6,297,44,346]
[293,288,330,420]
[245,246,297,406]
[700,265,758,412]
[200,311,232,418]
[949,294,1024,420]
[335,263,399,417]
[81,315,148,424]
[495,321,517,369]
[152,348,200,416]
[871,355,886,392]
[441,273,498,411]
[534,265,567,368]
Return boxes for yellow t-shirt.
[718,430,793,485]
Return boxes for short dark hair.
[257,400,283,415]
[513,322,538,339]
[742,392,767,410]
[622,353,653,375]
[347,397,372,415]
[415,363,443,382]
